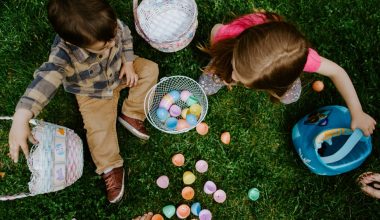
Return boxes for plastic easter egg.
[312,80,324,92]
[213,189,227,203]
[152,214,164,220]
[159,95,174,110]
[181,108,190,119]
[169,105,182,117]
[183,171,196,185]
[156,175,169,189]
[163,205,176,219]
[195,160,208,173]
[169,90,180,102]
[172,153,185,166]
[166,117,178,130]
[199,209,212,220]
[196,122,209,136]
[156,108,169,122]
[186,114,198,126]
[186,95,198,106]
[190,103,202,117]
[203,181,217,194]
[180,90,192,102]
[248,188,260,201]
[176,204,190,219]
[181,186,195,200]
[191,202,201,216]
[176,119,191,131]
[221,132,231,144]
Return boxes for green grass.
[1,0,379,219]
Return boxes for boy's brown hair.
[48,0,117,47]
[201,12,309,99]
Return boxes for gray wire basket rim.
[144,75,208,134]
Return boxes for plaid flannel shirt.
[16,19,135,116]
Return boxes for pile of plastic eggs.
[156,90,203,131]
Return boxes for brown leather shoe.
[118,113,149,140]
[101,167,125,203]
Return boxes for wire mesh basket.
[0,117,83,201]
[144,76,208,134]
[133,0,198,52]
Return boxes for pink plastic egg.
[176,119,191,131]
[159,95,174,110]
[196,122,209,136]
[156,175,169,189]
[221,132,231,144]
[176,204,190,219]
[180,90,192,102]
[172,153,185,166]
[195,160,208,173]
[213,189,227,203]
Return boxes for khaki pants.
[76,57,158,174]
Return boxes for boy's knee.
[136,58,159,79]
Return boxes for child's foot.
[198,73,225,96]
[101,167,125,203]
[118,113,149,140]
[132,212,153,220]
[357,172,380,199]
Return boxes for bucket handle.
[320,128,364,164]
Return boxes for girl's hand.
[351,110,376,136]
[8,109,36,163]
[119,61,138,87]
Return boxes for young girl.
[199,11,376,136]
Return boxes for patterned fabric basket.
[133,0,198,52]
[0,117,83,201]
[144,76,208,134]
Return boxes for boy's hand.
[8,109,36,163]
[351,110,376,136]
[119,61,138,87]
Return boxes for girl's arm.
[316,56,376,136]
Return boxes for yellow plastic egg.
[189,104,202,118]
[196,122,209,136]
[181,108,190,119]
[221,132,231,144]
[172,153,185,167]
[183,171,196,185]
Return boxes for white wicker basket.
[144,76,208,134]
[0,117,83,201]
[133,0,198,52]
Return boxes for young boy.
[8,0,158,203]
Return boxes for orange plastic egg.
[176,119,191,131]
[172,153,185,166]
[196,122,209,135]
[312,80,324,92]
[221,132,231,144]
[181,186,195,200]
[152,214,164,220]
[176,204,190,219]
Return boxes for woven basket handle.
[133,0,151,42]
[0,116,35,201]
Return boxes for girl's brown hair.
[48,0,117,47]
[201,12,309,99]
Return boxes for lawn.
[0,0,379,219]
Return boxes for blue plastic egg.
[186,114,198,126]
[166,117,178,130]
[156,108,169,122]
[169,90,180,102]
[191,202,201,216]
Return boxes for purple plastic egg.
[199,209,212,220]
[156,175,169,189]
[203,181,217,194]
[169,105,182,117]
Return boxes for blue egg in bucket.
[156,107,169,122]
[292,105,372,176]
[186,114,198,126]
[166,117,178,130]
[169,90,180,102]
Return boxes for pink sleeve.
[303,48,321,72]
[213,13,267,43]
